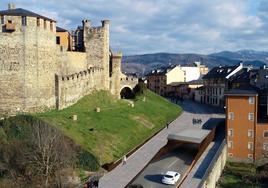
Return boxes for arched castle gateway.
[0,4,138,115]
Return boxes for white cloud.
[0,0,267,54]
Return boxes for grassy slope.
[36,90,182,165]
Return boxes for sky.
[0,0,268,55]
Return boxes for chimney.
[8,3,16,10]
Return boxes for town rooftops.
[225,86,259,96]
[203,64,240,79]
[56,26,68,32]
[0,7,56,22]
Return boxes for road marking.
[167,158,180,168]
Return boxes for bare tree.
[25,121,76,187]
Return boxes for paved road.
[99,100,224,188]
[131,144,198,188]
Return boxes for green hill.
[36,89,182,165]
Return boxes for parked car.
[162,171,181,185]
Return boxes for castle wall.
[0,16,57,115]
[56,67,103,109]
[57,50,87,75]
[110,53,122,96]
[83,20,110,90]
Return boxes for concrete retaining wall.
[200,140,227,188]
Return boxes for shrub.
[78,150,100,171]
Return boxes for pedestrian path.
[99,100,224,188]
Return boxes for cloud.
[0,0,267,54]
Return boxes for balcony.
[5,22,15,31]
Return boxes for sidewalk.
[99,101,224,188]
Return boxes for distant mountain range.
[122,50,268,77]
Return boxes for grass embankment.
[36,90,182,165]
[218,162,268,188]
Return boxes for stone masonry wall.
[0,16,57,115]
[83,20,110,90]
[56,67,103,109]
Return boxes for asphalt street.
[131,144,198,188]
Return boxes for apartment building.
[147,63,207,96]
[225,87,268,163]
[201,63,243,107]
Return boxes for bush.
[78,150,100,171]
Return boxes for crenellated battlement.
[60,67,103,82]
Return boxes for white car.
[162,171,181,185]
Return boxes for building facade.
[147,63,207,96]
[201,63,243,107]
[225,87,268,163]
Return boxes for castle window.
[8,20,12,24]
[37,18,40,27]
[44,20,47,29]
[56,36,60,44]
[1,15,5,24]
[50,21,53,31]
[21,16,27,26]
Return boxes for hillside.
[36,90,182,165]
[122,50,268,76]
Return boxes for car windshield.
[164,175,173,178]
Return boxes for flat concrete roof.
[168,129,211,144]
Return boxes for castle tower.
[110,52,122,97]
[0,4,57,114]
[83,20,110,90]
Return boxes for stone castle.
[0,4,138,115]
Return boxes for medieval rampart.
[55,67,104,109]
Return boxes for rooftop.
[225,86,259,96]
[203,65,239,79]
[0,7,56,22]
[56,26,68,32]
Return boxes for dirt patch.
[131,115,155,129]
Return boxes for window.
[1,15,4,24]
[248,154,253,159]
[228,141,233,148]
[228,112,234,120]
[8,20,12,24]
[264,131,268,138]
[37,18,40,26]
[248,113,254,121]
[50,21,53,31]
[44,20,47,29]
[21,16,27,26]
[56,36,60,44]
[248,142,253,150]
[228,129,233,137]
[228,153,233,157]
[248,130,254,138]
[249,97,254,104]
[263,143,268,151]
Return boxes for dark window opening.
[56,36,60,44]
[44,20,47,29]
[22,16,27,26]
[37,18,40,26]
[120,87,134,99]
[50,21,53,31]
[1,16,4,24]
